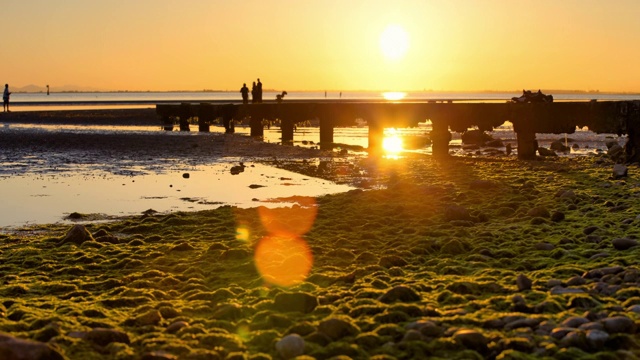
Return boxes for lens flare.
[383,129,404,154]
[254,235,313,287]
[236,226,250,242]
[257,197,317,236]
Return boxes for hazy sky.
[4,0,640,92]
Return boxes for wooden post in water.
[179,103,191,131]
[368,120,384,155]
[198,103,212,132]
[281,118,295,144]
[431,121,451,157]
[319,118,334,150]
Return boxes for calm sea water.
[1,90,632,228]
[9,90,640,108]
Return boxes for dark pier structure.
[156,101,640,162]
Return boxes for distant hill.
[12,84,103,93]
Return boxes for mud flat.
[1,143,640,358]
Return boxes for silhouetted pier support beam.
[250,117,264,137]
[281,118,295,145]
[368,121,384,155]
[319,118,334,150]
[161,116,173,131]
[516,131,537,160]
[179,103,191,131]
[198,103,213,132]
[431,121,451,157]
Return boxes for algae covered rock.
[273,292,318,314]
[58,224,95,246]
[378,286,421,304]
[318,318,360,341]
[275,333,305,359]
[0,332,64,360]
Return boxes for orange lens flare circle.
[257,198,318,236]
[254,235,313,287]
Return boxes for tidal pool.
[0,162,355,228]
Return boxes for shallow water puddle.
[0,162,354,228]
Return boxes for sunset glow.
[380,25,409,61]
[383,129,404,154]
[3,1,640,92]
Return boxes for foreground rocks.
[1,155,640,359]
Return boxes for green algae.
[0,156,640,358]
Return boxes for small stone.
[534,242,555,251]
[516,274,532,291]
[566,276,586,286]
[166,321,189,334]
[273,292,318,314]
[318,318,360,340]
[550,327,574,340]
[612,164,628,179]
[601,316,636,334]
[551,211,565,222]
[377,286,421,303]
[612,237,638,250]
[0,333,64,360]
[527,206,550,218]
[275,334,305,359]
[550,286,584,295]
[58,224,95,246]
[561,316,589,328]
[585,329,609,349]
[453,329,488,352]
[401,329,423,342]
[182,173,190,179]
[85,328,130,347]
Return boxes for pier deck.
[156,101,640,161]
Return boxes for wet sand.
[0,109,639,359]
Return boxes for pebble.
[318,318,360,340]
[585,329,609,349]
[550,286,584,295]
[612,237,638,250]
[515,275,533,293]
[377,286,421,303]
[166,321,189,334]
[84,328,131,347]
[453,329,489,352]
[561,316,589,328]
[273,292,318,314]
[0,333,64,360]
[601,316,636,334]
[275,334,305,359]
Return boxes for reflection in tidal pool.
[1,163,354,228]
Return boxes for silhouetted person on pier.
[251,82,257,104]
[256,78,263,103]
[240,83,249,104]
[3,84,10,112]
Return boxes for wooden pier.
[156,101,640,161]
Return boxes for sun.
[380,24,409,61]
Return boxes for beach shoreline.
[1,108,640,359]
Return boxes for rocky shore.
[0,110,639,359]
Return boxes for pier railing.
[156,101,640,161]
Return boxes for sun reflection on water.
[382,92,406,101]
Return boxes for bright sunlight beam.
[383,129,404,154]
[380,24,409,61]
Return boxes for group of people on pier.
[240,78,262,104]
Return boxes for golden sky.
[4,0,640,92]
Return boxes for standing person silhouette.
[251,82,257,104]
[240,83,249,104]
[256,78,263,103]
[3,84,10,112]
